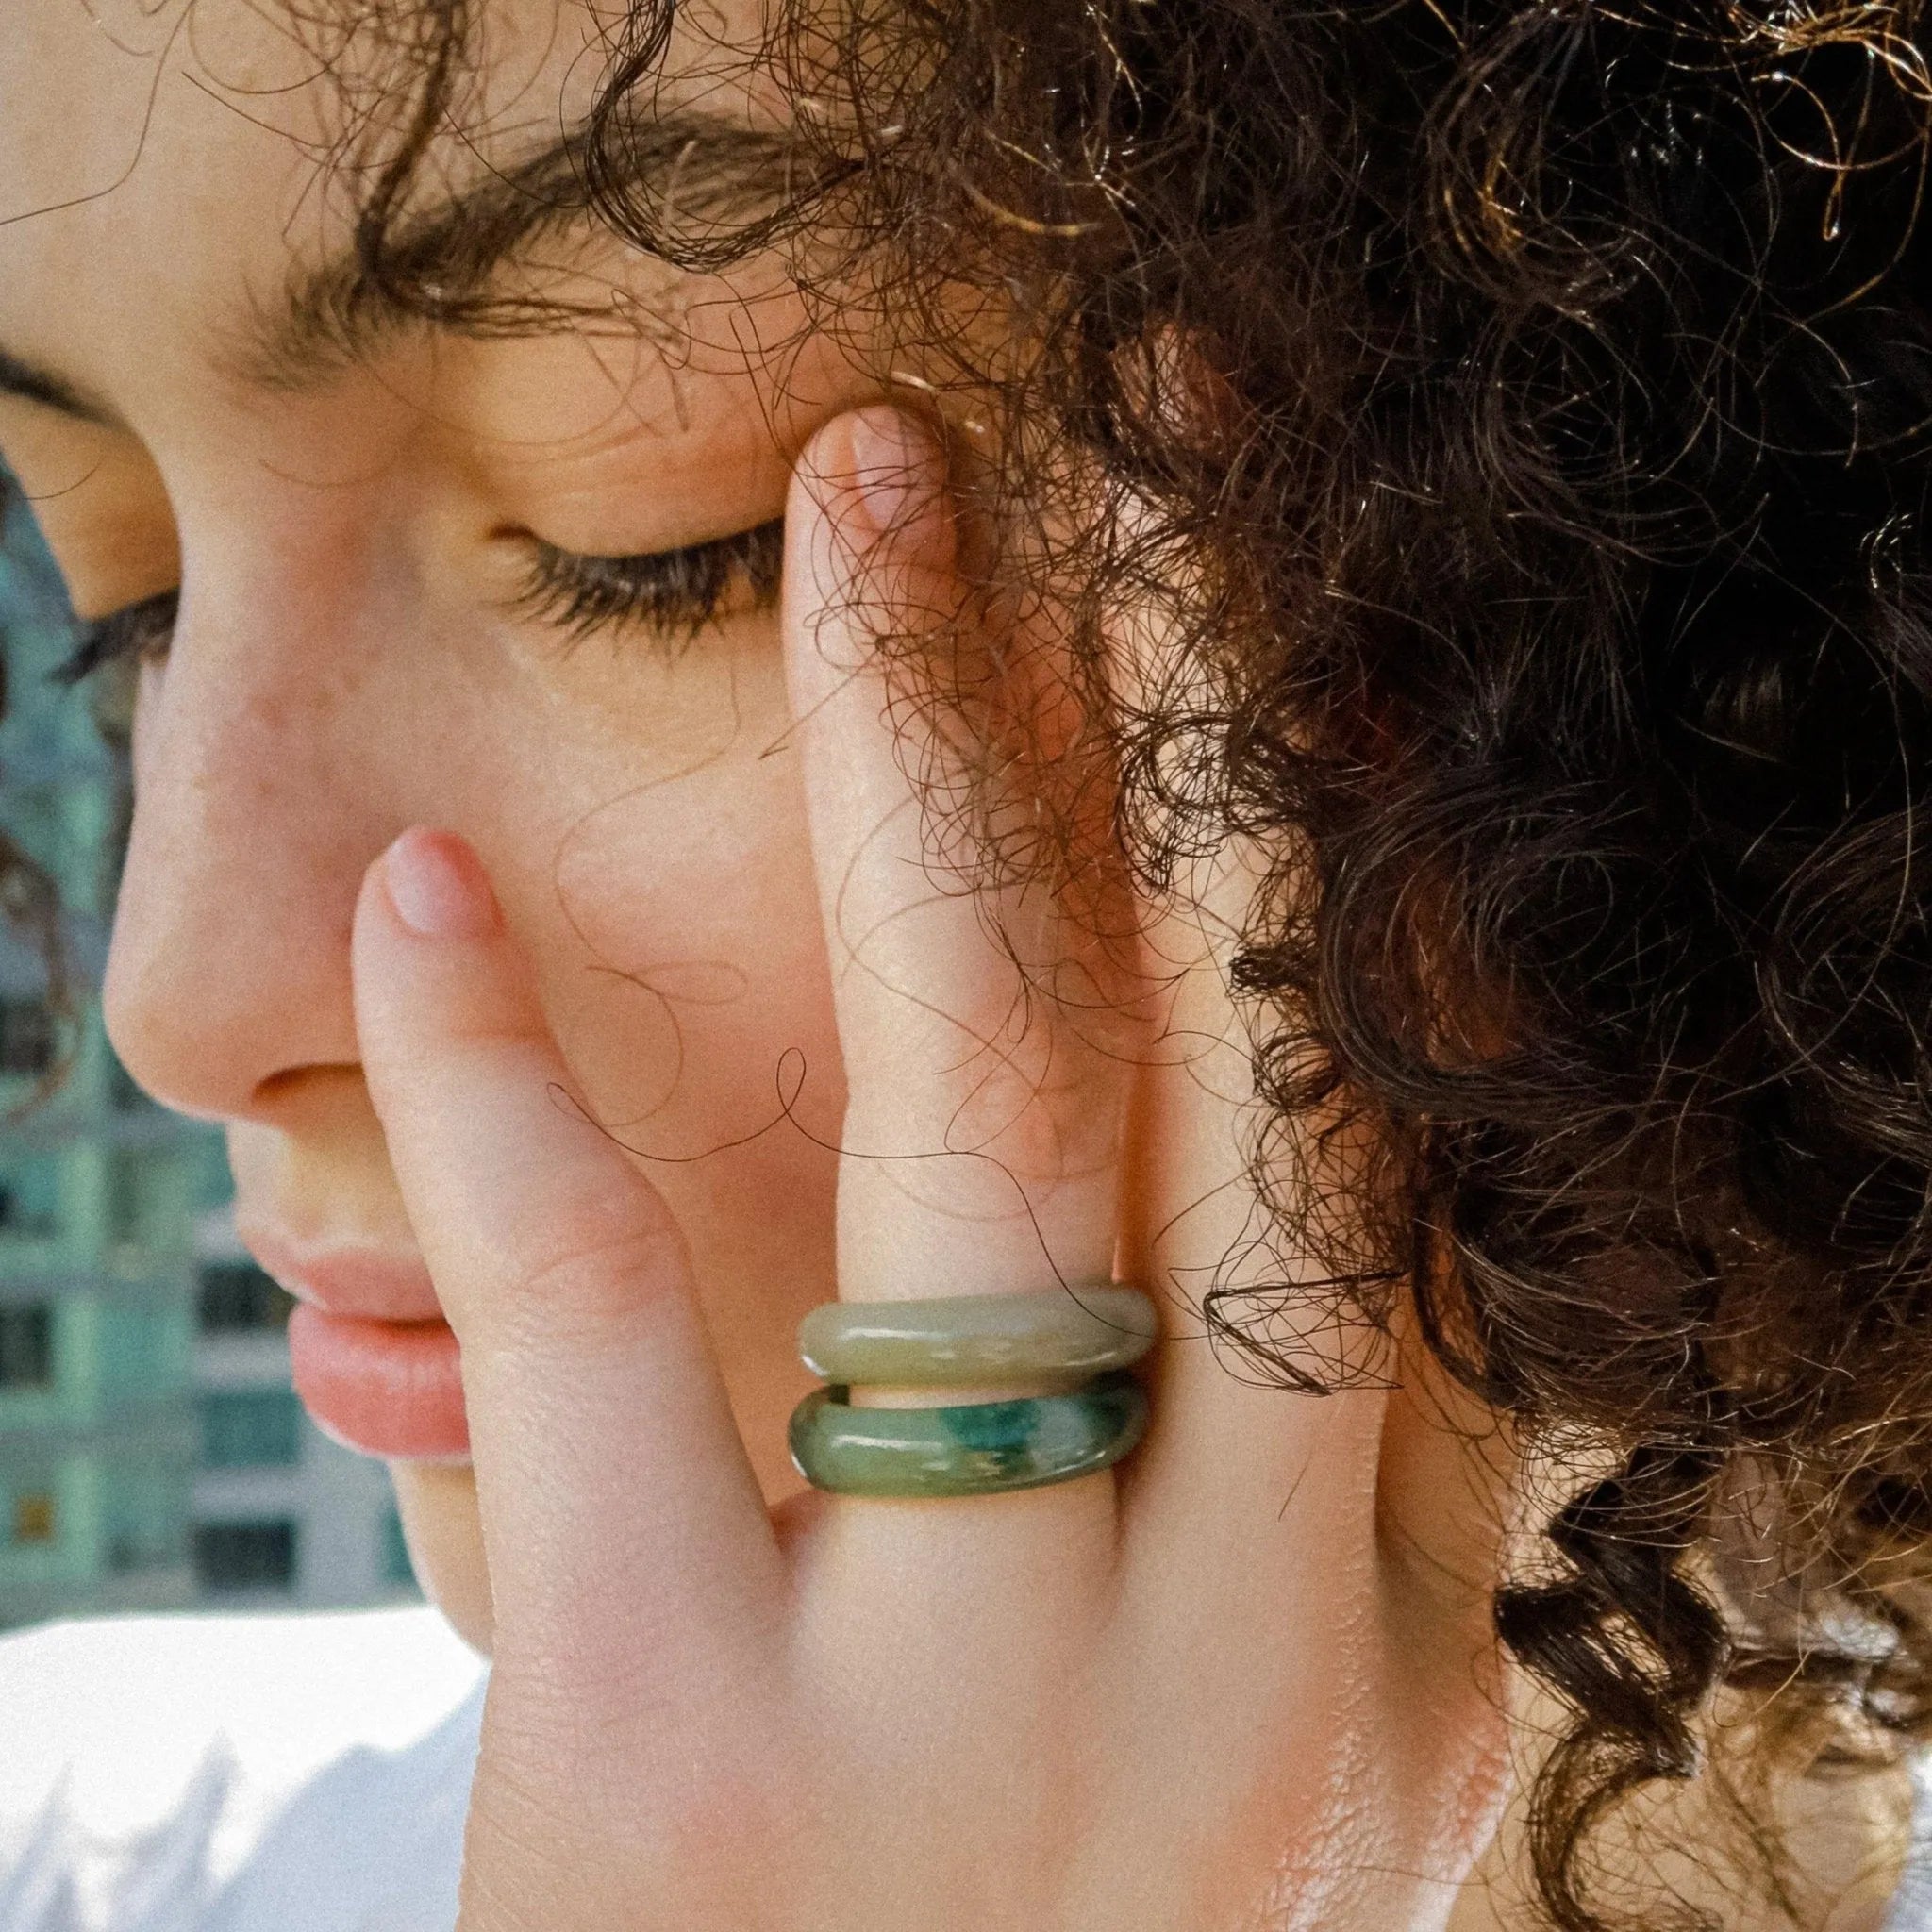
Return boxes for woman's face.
[0,23,1532,1917]
[0,0,867,1644]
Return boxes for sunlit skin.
[3,0,873,1630]
[0,3,1524,1926]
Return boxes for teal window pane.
[0,999,54,1076]
[0,1157,58,1238]
[197,1261,293,1334]
[105,1466,190,1574]
[0,1304,53,1389]
[106,1151,142,1244]
[108,1051,151,1112]
[380,1506,418,1590]
[100,1303,179,1393]
[199,1388,302,1468]
[193,1519,296,1591]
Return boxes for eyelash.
[48,519,788,685]
[514,519,787,644]
[51,589,177,688]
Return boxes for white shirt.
[0,1609,483,1932]
[6,1607,1932,1930]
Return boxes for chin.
[389,1460,495,1656]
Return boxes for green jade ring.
[798,1285,1158,1385]
[788,1286,1158,1499]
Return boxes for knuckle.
[511,1218,690,1330]
[461,1160,690,1337]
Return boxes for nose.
[103,562,389,1122]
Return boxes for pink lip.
[238,1224,444,1323]
[241,1222,469,1460]
[288,1307,470,1461]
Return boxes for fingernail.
[844,407,947,542]
[383,829,503,941]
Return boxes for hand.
[351,407,1509,1931]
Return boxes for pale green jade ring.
[789,1370,1150,1498]
[796,1285,1158,1387]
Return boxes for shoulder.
[0,1607,485,1932]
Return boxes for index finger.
[350,832,781,1703]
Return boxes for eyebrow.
[231,114,811,393]
[0,110,811,421]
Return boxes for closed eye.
[46,519,788,694]
[512,518,786,643]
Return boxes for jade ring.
[788,1369,1150,1498]
[796,1285,1158,1387]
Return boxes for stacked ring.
[788,1287,1158,1498]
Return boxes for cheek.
[375,614,841,1503]
[521,626,845,1152]
[502,626,844,1492]
[546,778,842,1142]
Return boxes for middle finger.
[781,408,1134,1667]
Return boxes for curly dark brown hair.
[18,0,1932,1924]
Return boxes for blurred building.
[0,488,415,1626]
[191,1210,417,1608]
